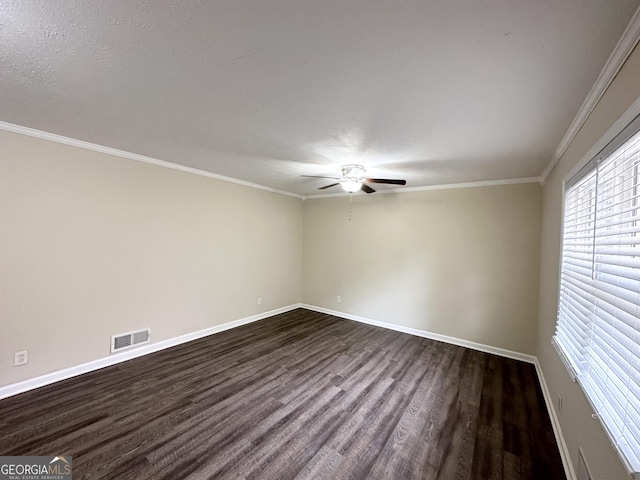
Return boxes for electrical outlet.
[336,296,341,303]
[257,297,262,306]
[14,350,28,366]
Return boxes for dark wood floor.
[0,309,565,479]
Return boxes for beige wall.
[0,130,304,387]
[4,40,639,478]
[537,44,640,480]
[302,183,542,355]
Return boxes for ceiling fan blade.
[302,175,342,180]
[318,183,340,190]
[364,178,407,185]
[361,184,375,194]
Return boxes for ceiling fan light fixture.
[302,163,405,194]
[341,164,365,178]
[341,179,362,193]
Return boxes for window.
[554,116,640,476]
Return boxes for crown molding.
[303,176,543,200]
[563,94,640,185]
[0,118,544,200]
[0,121,305,200]
[541,6,640,181]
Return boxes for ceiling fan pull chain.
[349,193,353,222]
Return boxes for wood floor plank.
[329,384,412,478]
[0,309,565,480]
[293,445,344,480]
[434,350,485,480]
[472,355,506,480]
[367,343,457,479]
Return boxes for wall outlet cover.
[14,350,28,366]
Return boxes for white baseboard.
[301,304,536,364]
[0,303,301,400]
[534,359,577,480]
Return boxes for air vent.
[111,328,150,353]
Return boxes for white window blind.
[555,122,640,477]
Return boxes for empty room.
[2,1,640,479]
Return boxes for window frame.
[554,112,640,479]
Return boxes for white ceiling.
[1,1,639,196]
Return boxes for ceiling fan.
[302,164,407,193]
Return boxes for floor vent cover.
[111,328,150,353]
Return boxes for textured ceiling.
[1,1,639,196]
